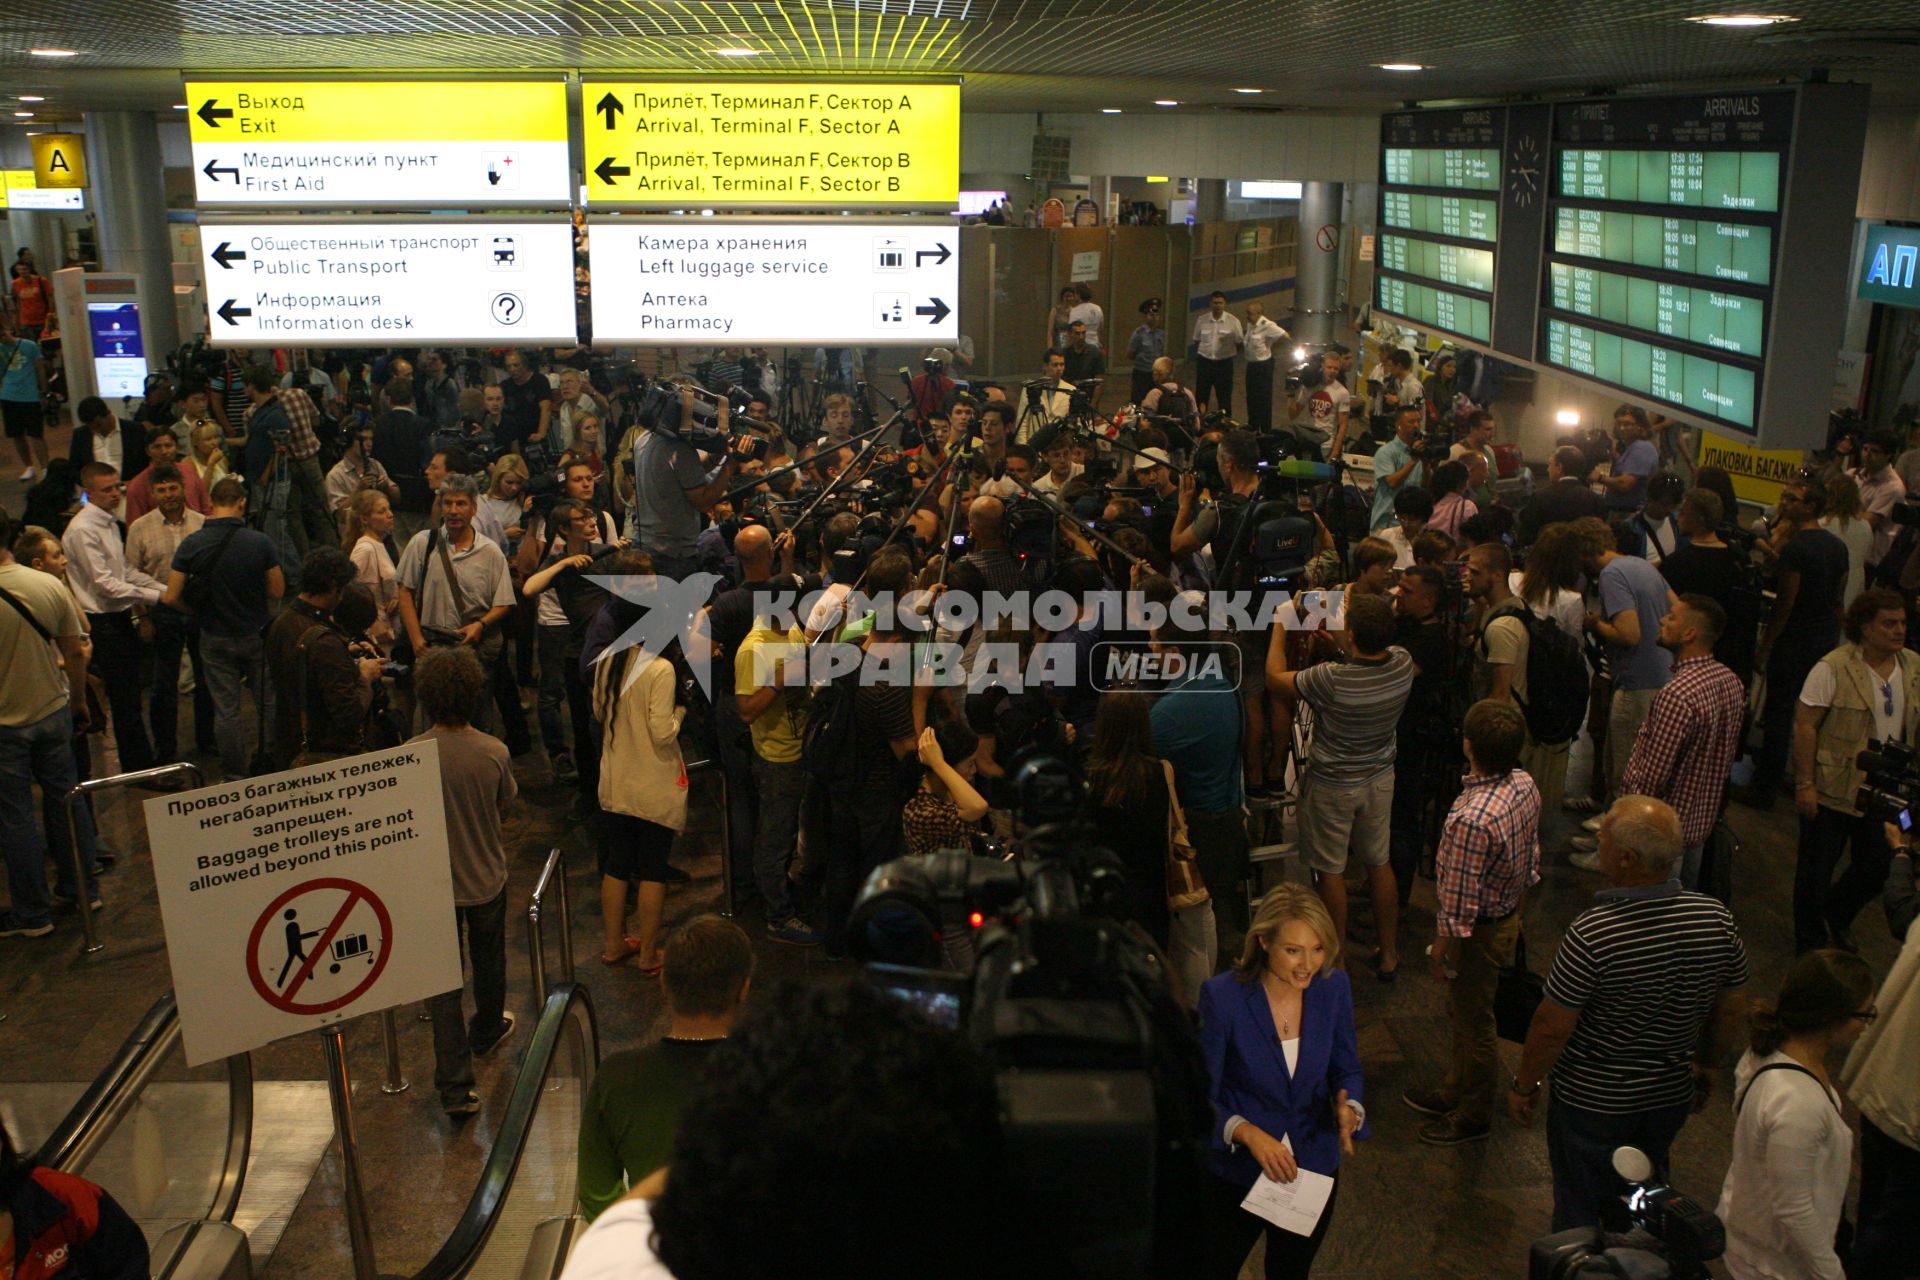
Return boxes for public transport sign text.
[184,79,571,207]
[581,80,959,208]
[198,219,578,347]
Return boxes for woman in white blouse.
[343,488,400,642]
[1715,948,1877,1280]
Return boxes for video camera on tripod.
[847,754,1214,1279]
[1856,739,1920,827]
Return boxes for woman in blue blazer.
[1197,882,1368,1279]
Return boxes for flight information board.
[1374,107,1503,346]
[1382,191,1497,242]
[1552,207,1772,285]
[1556,149,1780,212]
[1547,262,1766,357]
[1544,318,1756,427]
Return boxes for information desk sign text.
[198,219,577,347]
[582,80,958,208]
[144,741,462,1066]
[184,80,570,207]
[589,220,958,345]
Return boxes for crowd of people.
[1,320,1917,1280]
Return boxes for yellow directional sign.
[582,80,959,208]
[31,133,87,188]
[183,80,571,206]
[0,169,82,210]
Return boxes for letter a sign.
[30,133,86,189]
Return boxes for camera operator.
[907,353,958,432]
[324,421,401,533]
[265,550,386,768]
[1369,404,1428,531]
[1792,587,1919,953]
[632,383,754,581]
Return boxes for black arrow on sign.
[210,242,246,270]
[198,99,233,129]
[594,155,631,185]
[915,298,951,325]
[595,92,624,129]
[914,243,952,267]
[202,158,239,184]
[216,299,253,326]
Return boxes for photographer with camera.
[1791,587,1919,954]
[632,382,754,581]
[1369,404,1428,532]
[265,549,386,768]
[1508,796,1748,1233]
[324,420,400,532]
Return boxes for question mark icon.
[491,292,524,326]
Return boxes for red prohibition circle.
[245,876,394,1015]
[1315,224,1338,253]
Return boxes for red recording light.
[969,911,985,929]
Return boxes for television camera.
[1530,1147,1725,1279]
[1856,738,1920,828]
[636,376,774,463]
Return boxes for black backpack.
[1481,600,1587,746]
[801,673,860,785]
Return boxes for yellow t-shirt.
[736,623,809,764]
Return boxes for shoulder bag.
[1495,928,1547,1044]
[180,524,242,613]
[0,579,53,644]
[429,530,505,664]
[1163,759,1209,910]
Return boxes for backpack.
[801,673,860,785]
[1482,600,1587,746]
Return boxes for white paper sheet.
[1239,1166,1335,1237]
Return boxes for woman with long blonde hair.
[344,487,400,640]
[184,420,230,490]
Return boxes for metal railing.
[36,991,254,1229]
[526,846,575,999]
[66,761,206,954]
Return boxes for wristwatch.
[1509,1074,1542,1098]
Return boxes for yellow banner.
[30,133,86,188]
[582,80,958,206]
[1697,428,1806,505]
[0,170,32,208]
[183,81,569,144]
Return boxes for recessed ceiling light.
[172,103,188,109]
[1153,99,1179,106]
[1375,63,1427,72]
[1234,88,1262,94]
[1687,12,1798,25]
[1101,107,1122,114]
[28,48,77,57]
[17,95,44,102]
[712,47,759,56]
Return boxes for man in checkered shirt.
[1404,698,1542,1147]
[244,363,337,555]
[1619,595,1745,890]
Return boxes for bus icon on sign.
[491,237,518,269]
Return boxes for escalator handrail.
[411,980,600,1280]
[36,990,254,1225]
[37,992,180,1171]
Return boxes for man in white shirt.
[63,462,166,772]
[1241,301,1291,432]
[1067,282,1105,349]
[1030,430,1084,497]
[1853,431,1907,582]
[1191,291,1243,416]
[126,464,212,766]
[1017,349,1075,443]
[325,422,401,527]
[552,367,607,457]
[1369,348,1425,434]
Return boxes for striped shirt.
[1544,881,1748,1113]
[1295,648,1415,786]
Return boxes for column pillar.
[81,110,179,357]
[1195,178,1228,223]
[1294,181,1344,350]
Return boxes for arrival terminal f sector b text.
[583,80,959,209]
[184,79,571,208]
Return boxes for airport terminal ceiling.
[2,0,1920,116]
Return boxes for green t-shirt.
[577,1039,725,1220]
[736,622,809,763]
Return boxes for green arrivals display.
[1382,191,1497,242]
[1552,207,1772,285]
[1383,147,1500,191]
[1376,274,1492,343]
[1557,149,1780,213]
[1543,317,1757,429]
[1379,235,1495,293]
[1547,262,1766,357]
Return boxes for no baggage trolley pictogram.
[246,877,394,1016]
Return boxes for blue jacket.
[1197,968,1368,1186]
